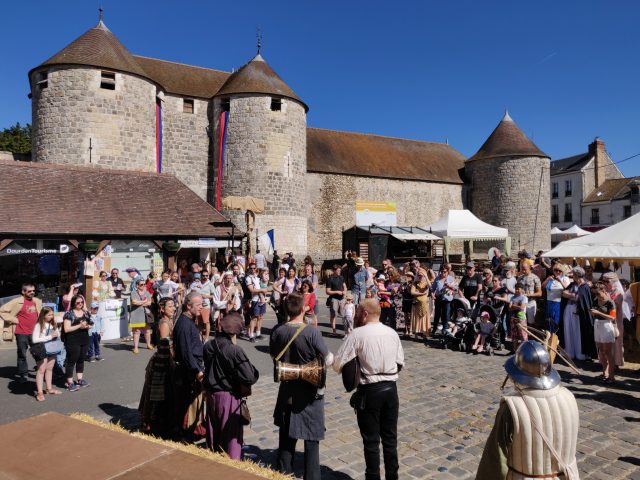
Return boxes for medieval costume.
[173,312,205,438]
[203,312,259,459]
[269,322,329,480]
[476,341,580,480]
[138,337,175,437]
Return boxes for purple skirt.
[205,390,244,460]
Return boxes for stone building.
[466,112,551,252]
[28,17,550,262]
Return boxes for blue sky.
[1,0,639,176]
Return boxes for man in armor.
[476,340,580,479]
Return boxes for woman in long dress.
[560,267,586,360]
[410,271,431,337]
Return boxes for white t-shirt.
[333,322,405,385]
[245,274,262,302]
[343,303,355,319]
[546,277,567,303]
[254,253,267,269]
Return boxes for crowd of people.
[0,247,638,479]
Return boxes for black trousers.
[433,299,451,334]
[16,334,32,377]
[65,343,88,379]
[356,382,399,480]
[380,307,396,331]
[277,425,320,480]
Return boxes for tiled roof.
[133,56,230,99]
[468,112,548,162]
[550,152,592,175]
[34,21,150,81]
[307,128,465,184]
[0,160,237,239]
[583,177,639,203]
[215,54,308,111]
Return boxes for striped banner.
[155,102,163,173]
[216,110,229,209]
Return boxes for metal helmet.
[504,340,560,390]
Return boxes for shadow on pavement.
[568,385,640,413]
[243,443,353,480]
[99,402,141,429]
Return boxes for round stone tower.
[213,53,308,257]
[29,19,158,171]
[466,112,551,252]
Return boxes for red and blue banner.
[215,110,229,209]
[155,102,163,173]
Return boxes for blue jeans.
[87,333,101,359]
[16,333,32,377]
[352,290,364,305]
[433,299,451,334]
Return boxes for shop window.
[551,204,559,223]
[271,98,282,111]
[183,99,194,114]
[564,204,572,222]
[221,98,230,112]
[100,71,116,90]
[552,182,558,199]
[565,180,572,197]
[590,208,599,225]
[37,71,48,90]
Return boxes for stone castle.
[28,18,552,261]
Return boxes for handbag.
[30,342,46,361]
[341,356,361,392]
[45,336,63,356]
[240,398,251,426]
[144,307,154,324]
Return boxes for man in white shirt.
[245,262,268,342]
[333,299,404,480]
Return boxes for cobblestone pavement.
[241,336,640,480]
[2,300,639,479]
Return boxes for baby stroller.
[469,303,505,355]
[440,297,473,352]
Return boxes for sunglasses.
[25,290,35,294]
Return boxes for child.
[87,301,104,362]
[591,282,617,384]
[447,308,469,337]
[472,311,495,353]
[509,282,529,352]
[257,268,269,308]
[343,292,355,335]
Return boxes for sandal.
[133,349,139,354]
[46,389,62,395]
[35,392,45,402]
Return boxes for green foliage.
[0,122,31,154]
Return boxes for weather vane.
[257,27,262,54]
[99,5,104,22]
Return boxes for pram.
[436,297,474,352]
[467,302,505,355]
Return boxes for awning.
[178,239,240,248]
[391,233,441,242]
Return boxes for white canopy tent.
[562,224,591,237]
[545,212,640,261]
[425,210,510,260]
[550,227,563,235]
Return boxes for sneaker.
[88,357,96,363]
[249,337,256,343]
[67,383,80,392]
[76,379,90,388]
[18,375,29,384]
[95,356,104,362]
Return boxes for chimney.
[589,137,607,188]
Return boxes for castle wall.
[466,155,551,252]
[161,94,211,200]
[305,173,465,263]
[213,95,307,256]
[31,66,156,170]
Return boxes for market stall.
[424,210,510,262]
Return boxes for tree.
[0,123,31,154]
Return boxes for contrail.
[537,52,558,65]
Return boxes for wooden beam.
[0,239,14,251]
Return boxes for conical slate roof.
[467,111,548,162]
[34,20,150,80]
[215,54,308,111]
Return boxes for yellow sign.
[356,201,397,226]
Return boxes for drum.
[274,356,326,388]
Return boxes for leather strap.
[508,465,563,478]
[274,323,306,362]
